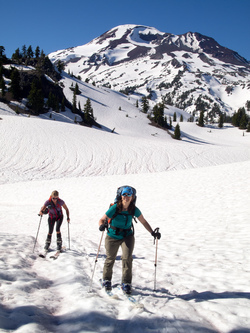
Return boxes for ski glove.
[42,205,51,215]
[42,207,49,215]
[99,220,108,232]
[99,224,106,231]
[151,228,161,240]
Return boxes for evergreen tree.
[246,121,250,132]
[0,76,5,97]
[173,112,177,122]
[141,96,149,113]
[164,116,168,127]
[180,114,183,122]
[232,107,247,128]
[218,114,224,128]
[84,98,94,124]
[48,91,56,110]
[12,48,22,62]
[72,91,77,113]
[174,123,181,140]
[40,50,45,58]
[10,68,21,100]
[55,97,60,112]
[152,103,165,126]
[28,79,44,113]
[57,60,65,73]
[22,45,27,58]
[169,116,172,129]
[27,45,34,58]
[0,46,7,65]
[42,56,54,72]
[245,100,250,111]
[239,114,248,129]
[198,111,205,127]
[0,46,5,58]
[61,97,65,111]
[35,46,40,58]
[0,77,6,97]
[74,83,81,95]
[211,103,221,114]
[231,112,239,127]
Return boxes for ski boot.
[44,234,51,250]
[121,283,132,295]
[57,233,62,251]
[102,280,112,291]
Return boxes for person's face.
[122,193,133,205]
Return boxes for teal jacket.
[106,204,141,240]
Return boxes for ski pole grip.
[152,227,160,244]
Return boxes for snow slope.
[0,85,250,332]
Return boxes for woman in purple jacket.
[39,190,70,251]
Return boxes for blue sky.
[1,0,249,60]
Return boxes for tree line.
[0,45,95,126]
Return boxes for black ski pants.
[48,216,63,235]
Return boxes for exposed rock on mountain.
[49,25,250,119]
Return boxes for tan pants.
[103,234,135,284]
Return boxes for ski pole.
[153,227,160,291]
[89,230,105,292]
[67,221,71,250]
[33,214,43,253]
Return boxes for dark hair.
[117,197,135,215]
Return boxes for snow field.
[0,76,250,332]
[0,159,250,332]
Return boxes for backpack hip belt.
[108,225,132,237]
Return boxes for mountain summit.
[49,24,250,117]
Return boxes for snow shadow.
[0,303,219,333]
[181,131,212,145]
[178,290,250,302]
[0,303,57,332]
[228,328,250,333]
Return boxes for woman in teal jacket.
[98,186,160,294]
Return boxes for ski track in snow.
[0,115,250,185]
[0,101,250,332]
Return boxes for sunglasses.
[122,193,132,197]
[52,197,58,200]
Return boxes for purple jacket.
[44,198,65,219]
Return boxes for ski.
[50,250,61,260]
[39,250,48,258]
[99,279,119,299]
[49,246,66,260]
[119,286,144,308]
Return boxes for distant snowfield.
[1,104,250,185]
[0,83,250,332]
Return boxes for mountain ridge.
[49,24,250,119]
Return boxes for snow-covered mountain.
[49,24,250,119]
